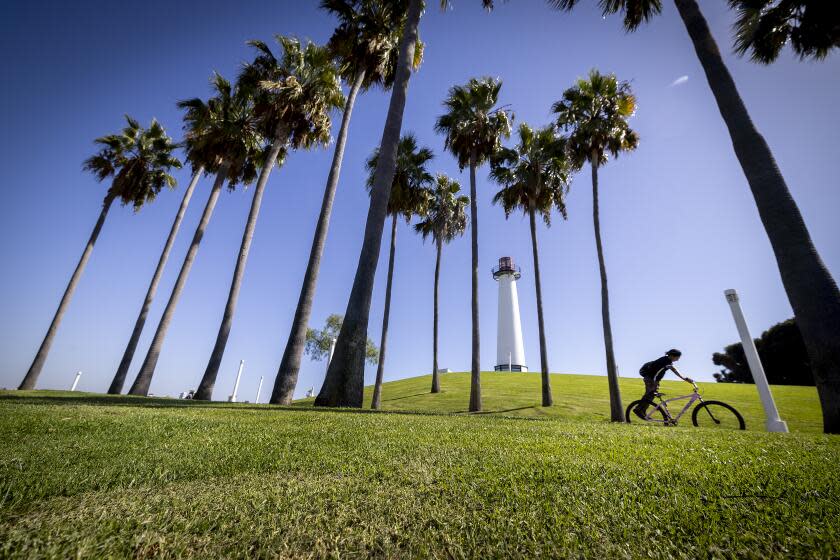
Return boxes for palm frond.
[366,132,434,219]
[435,77,513,169]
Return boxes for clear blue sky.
[1,1,838,400]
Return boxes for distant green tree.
[435,77,513,412]
[713,318,813,385]
[553,70,638,422]
[271,0,424,406]
[490,123,573,407]
[20,116,181,390]
[305,314,378,365]
[729,0,840,64]
[414,174,468,394]
[368,134,434,410]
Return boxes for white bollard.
[229,360,244,403]
[255,376,263,404]
[70,371,82,392]
[328,337,336,366]
[724,289,788,433]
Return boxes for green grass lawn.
[1,374,837,558]
[301,371,825,433]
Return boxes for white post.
[724,289,788,433]
[229,360,244,403]
[70,371,82,391]
[508,351,512,372]
[255,375,263,404]
[328,337,336,365]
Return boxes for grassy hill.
[0,374,837,558]
[298,371,825,433]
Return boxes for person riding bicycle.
[633,349,694,419]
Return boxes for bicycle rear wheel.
[625,400,668,425]
[692,401,746,430]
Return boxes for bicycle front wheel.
[692,401,746,430]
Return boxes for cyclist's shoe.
[633,408,647,420]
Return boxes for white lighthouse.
[492,257,527,372]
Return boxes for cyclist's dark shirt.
[640,356,674,381]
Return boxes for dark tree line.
[713,318,813,386]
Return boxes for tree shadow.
[0,392,245,410]
[382,392,429,402]
[460,405,538,416]
[0,391,550,422]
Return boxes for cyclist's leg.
[635,377,659,414]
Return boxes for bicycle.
[625,381,746,430]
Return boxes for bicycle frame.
[643,387,704,425]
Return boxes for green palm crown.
[490,123,573,225]
[552,69,639,167]
[548,0,663,31]
[240,35,346,151]
[366,133,435,220]
[177,73,265,188]
[434,77,513,169]
[322,0,424,89]
[82,115,182,211]
[414,174,469,245]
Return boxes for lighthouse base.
[494,364,528,372]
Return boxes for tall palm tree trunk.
[431,239,442,393]
[468,150,482,412]
[129,164,230,396]
[528,205,552,407]
[674,0,840,433]
[271,69,366,405]
[195,128,287,401]
[591,156,623,422]
[371,214,398,409]
[108,167,203,394]
[19,193,116,390]
[316,0,423,408]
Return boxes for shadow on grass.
[0,391,549,422]
[382,392,429,402]
[462,405,538,416]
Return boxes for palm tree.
[19,116,181,390]
[108,167,203,394]
[434,77,513,412]
[316,0,495,408]
[271,0,423,406]
[315,0,423,409]
[414,174,468,394]
[489,123,572,407]
[551,0,840,433]
[128,74,263,396]
[368,134,434,409]
[552,70,638,422]
[729,0,839,63]
[193,37,344,401]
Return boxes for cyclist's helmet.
[666,349,682,357]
